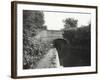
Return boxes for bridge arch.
[52,38,71,66]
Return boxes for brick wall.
[34,30,63,41]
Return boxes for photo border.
[11,1,98,79]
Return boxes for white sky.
[44,11,91,30]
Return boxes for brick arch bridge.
[34,30,63,41]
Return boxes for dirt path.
[36,48,60,68]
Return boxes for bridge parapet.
[34,30,63,41]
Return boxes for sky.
[44,11,91,30]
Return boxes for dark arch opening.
[52,38,70,67]
[52,38,70,48]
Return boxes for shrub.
[63,25,91,48]
[61,25,91,66]
[23,38,51,69]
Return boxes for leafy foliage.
[23,10,46,37]
[63,24,91,48]
[63,18,78,30]
[63,24,90,49]
[23,38,51,69]
[61,24,91,66]
[23,10,48,69]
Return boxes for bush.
[23,38,52,69]
[63,25,91,48]
[61,25,91,66]
[23,10,48,69]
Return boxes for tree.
[23,10,46,37]
[63,18,78,30]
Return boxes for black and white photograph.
[11,1,97,78]
[23,10,91,69]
